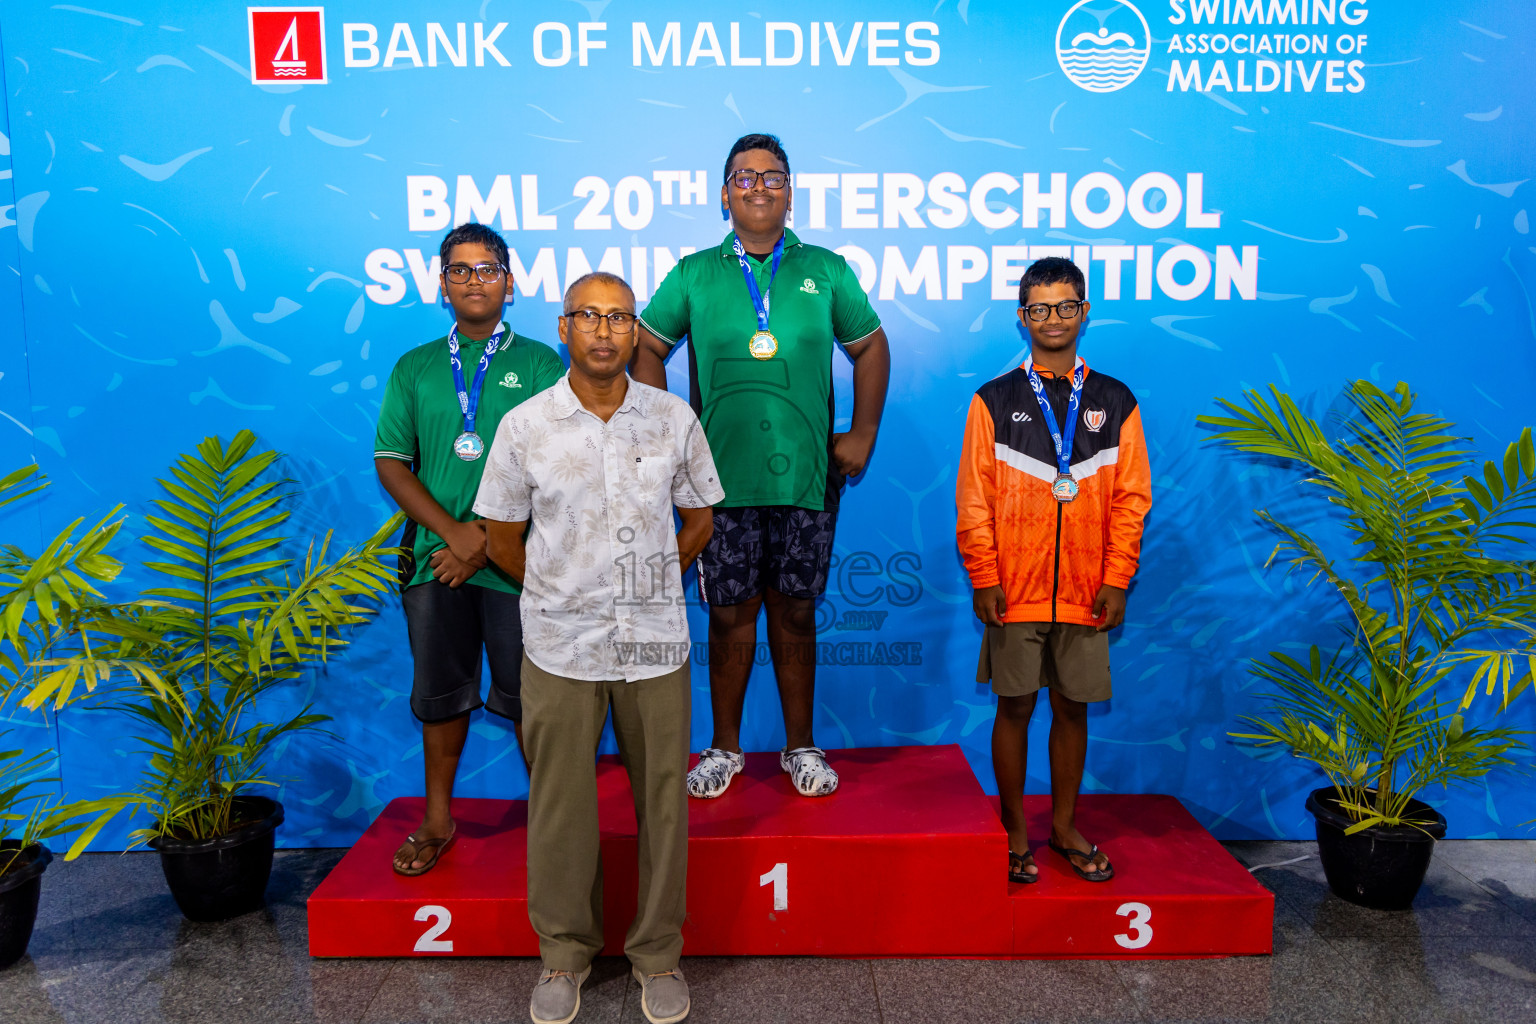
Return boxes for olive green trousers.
[521,654,691,973]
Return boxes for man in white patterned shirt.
[475,272,722,1024]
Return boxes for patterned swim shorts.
[696,505,837,605]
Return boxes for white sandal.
[780,746,839,797]
[687,748,745,799]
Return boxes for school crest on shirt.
[1083,407,1106,432]
[500,371,521,388]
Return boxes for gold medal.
[749,330,779,360]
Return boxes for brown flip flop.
[392,823,456,876]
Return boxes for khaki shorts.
[977,621,1112,703]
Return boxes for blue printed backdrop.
[0,1,1532,848]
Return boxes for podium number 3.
[759,862,788,911]
[1114,902,1152,949]
[414,905,454,952]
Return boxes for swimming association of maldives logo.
[248,7,328,84]
[1055,1,1150,93]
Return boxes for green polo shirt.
[638,229,881,511]
[374,323,564,593]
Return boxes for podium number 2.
[1114,902,1152,949]
[414,905,454,952]
[759,862,788,911]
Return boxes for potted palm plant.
[0,464,131,966]
[1201,381,1533,910]
[0,757,55,969]
[0,748,92,968]
[25,432,402,921]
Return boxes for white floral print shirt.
[472,374,724,681]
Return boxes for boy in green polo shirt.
[633,133,891,799]
[374,222,564,874]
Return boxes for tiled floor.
[3,840,1533,1023]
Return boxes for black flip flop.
[1008,850,1039,885]
[1047,837,1114,882]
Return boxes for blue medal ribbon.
[733,233,785,332]
[447,321,507,437]
[1025,356,1086,484]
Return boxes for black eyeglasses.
[564,309,637,334]
[1020,300,1084,322]
[730,169,789,190]
[444,263,506,284]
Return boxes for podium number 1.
[1114,902,1152,949]
[759,862,788,911]
[414,905,454,952]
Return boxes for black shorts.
[402,580,524,723]
[697,505,837,606]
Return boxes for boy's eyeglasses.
[730,169,789,190]
[564,309,637,333]
[1020,300,1084,322]
[444,263,507,284]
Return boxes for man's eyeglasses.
[730,169,789,191]
[444,263,506,284]
[1020,300,1084,322]
[564,309,637,334]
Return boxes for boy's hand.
[429,547,477,588]
[831,425,877,478]
[1092,584,1126,632]
[972,586,1007,627]
[444,520,489,570]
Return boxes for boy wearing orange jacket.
[955,256,1152,884]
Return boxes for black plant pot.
[1305,787,1447,910]
[0,841,53,969]
[148,797,285,922]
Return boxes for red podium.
[307,745,1271,959]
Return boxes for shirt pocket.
[630,455,674,505]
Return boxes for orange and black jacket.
[956,360,1152,627]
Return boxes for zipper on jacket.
[1050,503,1063,624]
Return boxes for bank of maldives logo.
[1055,1,1150,93]
[248,7,327,84]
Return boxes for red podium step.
[307,745,1272,959]
[1002,795,1273,957]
